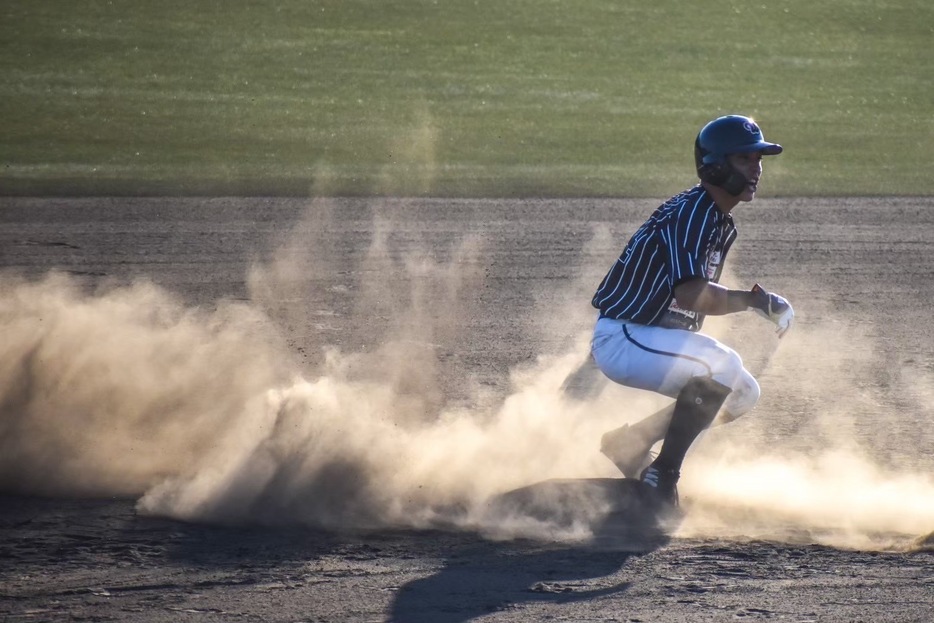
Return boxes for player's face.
[727,152,764,201]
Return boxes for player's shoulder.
[657,185,714,217]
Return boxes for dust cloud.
[0,272,291,498]
[0,203,620,537]
[682,312,934,550]
[137,200,630,535]
[1,202,932,551]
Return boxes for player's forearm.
[674,280,755,316]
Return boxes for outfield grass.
[1,0,931,197]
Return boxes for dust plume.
[138,199,628,534]
[0,201,619,538]
[681,301,934,550]
[0,272,292,497]
[1,202,932,551]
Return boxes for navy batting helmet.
[694,115,782,195]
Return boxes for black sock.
[653,377,731,473]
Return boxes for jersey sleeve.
[664,204,716,287]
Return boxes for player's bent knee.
[722,370,760,419]
[708,349,758,411]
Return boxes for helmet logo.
[743,120,761,136]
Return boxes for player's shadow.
[390,478,673,622]
[389,524,663,623]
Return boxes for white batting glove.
[749,284,794,338]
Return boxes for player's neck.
[702,182,741,214]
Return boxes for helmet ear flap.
[694,137,734,189]
[697,160,730,186]
[698,160,748,196]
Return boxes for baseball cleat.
[639,465,680,507]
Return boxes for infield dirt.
[1,196,933,622]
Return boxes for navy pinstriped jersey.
[592,185,737,332]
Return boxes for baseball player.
[591,114,794,507]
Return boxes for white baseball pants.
[591,316,759,419]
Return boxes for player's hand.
[749,284,794,338]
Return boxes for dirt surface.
[1,196,933,622]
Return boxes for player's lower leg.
[640,377,732,505]
[600,403,674,477]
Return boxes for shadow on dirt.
[1,494,667,623]
[0,495,348,574]
[388,539,640,623]
[388,478,677,622]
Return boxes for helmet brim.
[737,141,783,156]
[700,141,783,165]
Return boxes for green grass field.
[1,0,931,197]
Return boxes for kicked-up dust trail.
[1,199,932,550]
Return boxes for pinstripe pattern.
[592,185,736,331]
